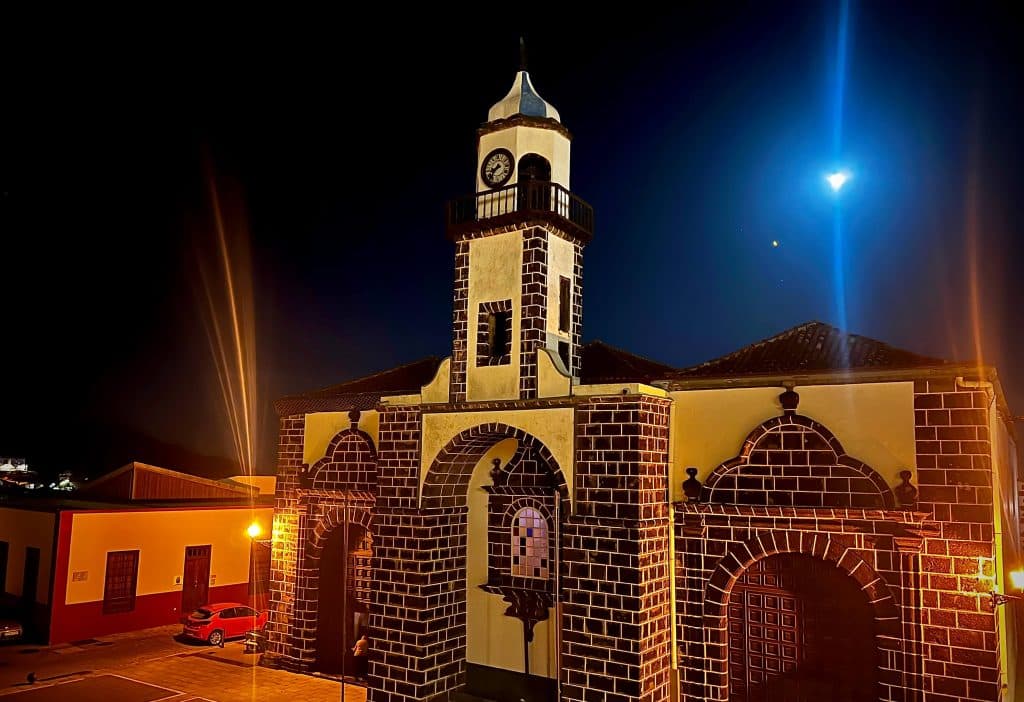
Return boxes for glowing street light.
[246,521,262,539]
[827,171,850,192]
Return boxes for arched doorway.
[727,553,877,701]
[517,154,552,212]
[420,424,568,702]
[518,153,551,182]
[314,522,370,676]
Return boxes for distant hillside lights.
[0,457,30,472]
[0,459,77,491]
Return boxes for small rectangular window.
[103,550,139,614]
[489,311,511,359]
[559,277,571,333]
[476,300,513,366]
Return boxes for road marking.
[104,674,183,700]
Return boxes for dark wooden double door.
[181,545,211,618]
[728,553,877,701]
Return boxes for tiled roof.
[275,323,951,415]
[579,341,677,384]
[667,321,950,379]
[274,357,443,416]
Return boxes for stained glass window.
[511,506,549,579]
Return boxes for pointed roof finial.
[519,36,527,72]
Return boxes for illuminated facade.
[266,67,1021,702]
[0,463,273,644]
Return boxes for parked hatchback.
[182,603,267,646]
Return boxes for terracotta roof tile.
[578,340,676,384]
[275,322,951,415]
[667,321,949,379]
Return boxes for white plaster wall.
[420,408,575,507]
[465,440,556,677]
[467,231,523,402]
[304,411,380,465]
[669,382,917,502]
[477,127,571,192]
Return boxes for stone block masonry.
[562,395,673,702]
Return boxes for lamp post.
[988,569,1024,610]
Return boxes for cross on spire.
[519,36,527,72]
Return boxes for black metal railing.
[446,180,594,238]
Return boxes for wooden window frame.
[103,550,139,614]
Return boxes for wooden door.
[728,554,876,701]
[181,545,211,618]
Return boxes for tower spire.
[519,36,527,72]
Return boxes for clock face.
[481,148,514,188]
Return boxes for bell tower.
[446,66,593,403]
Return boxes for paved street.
[0,626,361,702]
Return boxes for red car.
[182,603,268,646]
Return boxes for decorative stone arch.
[305,502,374,564]
[308,424,378,493]
[701,413,897,508]
[291,501,374,670]
[404,422,568,700]
[701,530,903,701]
[421,422,568,509]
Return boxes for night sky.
[3,5,1022,478]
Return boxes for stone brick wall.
[675,505,920,701]
[370,404,435,702]
[450,222,584,403]
[451,240,470,403]
[569,245,582,379]
[674,381,1004,702]
[309,427,377,493]
[267,414,305,663]
[519,228,548,399]
[562,395,673,702]
[913,379,1001,700]
[289,502,373,668]
[701,414,896,508]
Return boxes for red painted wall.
[46,508,269,645]
[49,582,251,644]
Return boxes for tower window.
[511,506,549,579]
[559,276,571,333]
[489,311,511,358]
[476,300,513,366]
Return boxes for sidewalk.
[0,625,359,702]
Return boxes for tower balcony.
[446,181,594,242]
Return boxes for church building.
[264,66,1022,702]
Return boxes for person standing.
[352,634,369,681]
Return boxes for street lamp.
[989,568,1024,609]
[246,521,262,539]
